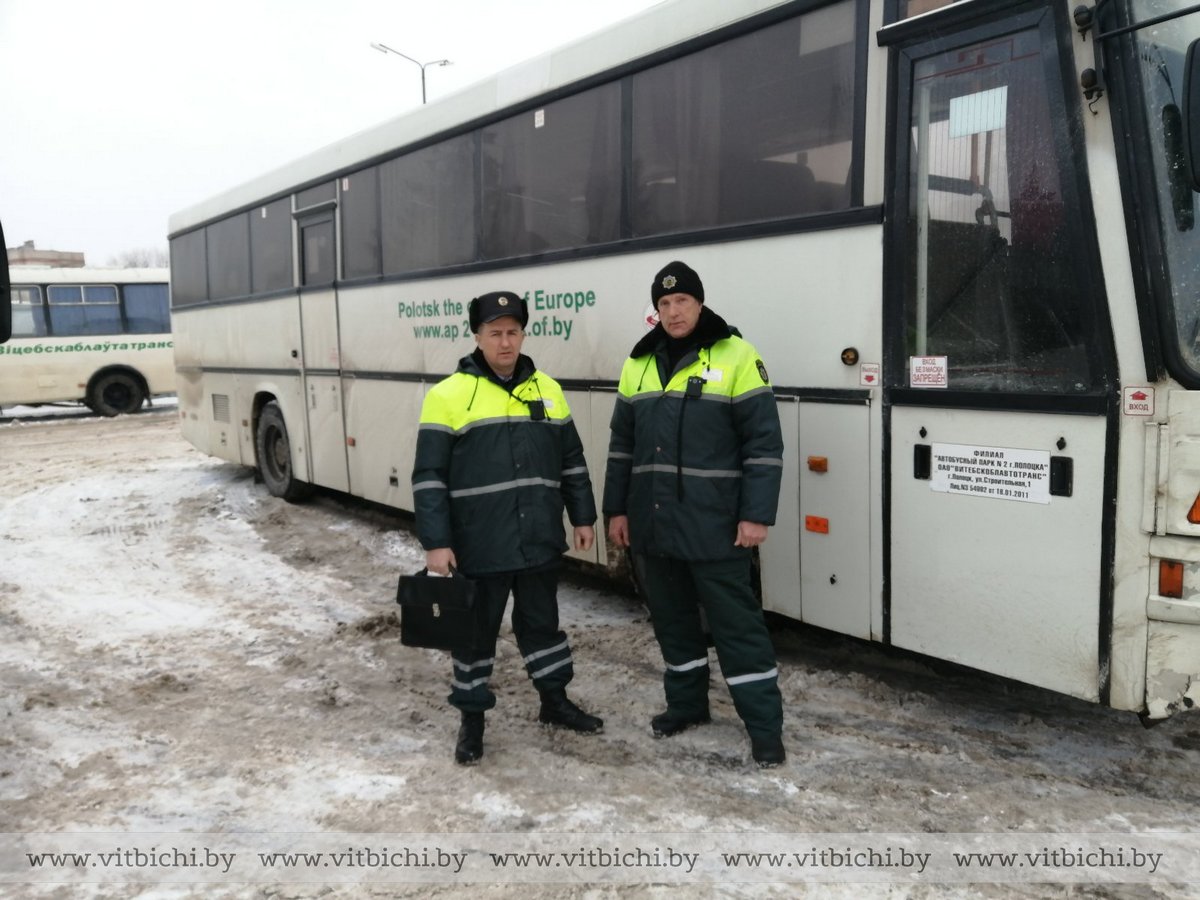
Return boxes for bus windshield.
[1121,0,1200,377]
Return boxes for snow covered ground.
[3,409,1200,899]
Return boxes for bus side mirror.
[0,217,10,344]
[1184,37,1200,193]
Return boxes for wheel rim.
[266,427,289,480]
[103,382,133,410]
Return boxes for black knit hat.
[469,291,528,332]
[650,261,704,307]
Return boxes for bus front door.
[884,14,1114,703]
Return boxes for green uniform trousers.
[637,555,783,740]
[448,561,574,713]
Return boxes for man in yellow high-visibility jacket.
[604,261,787,768]
[413,291,602,765]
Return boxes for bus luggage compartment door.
[762,400,872,639]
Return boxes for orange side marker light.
[1187,492,1200,525]
[1160,559,1184,599]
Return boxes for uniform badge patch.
[661,274,677,290]
[755,359,770,383]
[498,296,509,306]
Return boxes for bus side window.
[12,286,47,337]
[48,285,121,336]
[123,284,171,334]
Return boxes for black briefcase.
[396,568,478,651]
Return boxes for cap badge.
[498,297,509,306]
[661,275,677,290]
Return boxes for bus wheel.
[255,402,312,502]
[88,372,145,417]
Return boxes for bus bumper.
[1146,600,1200,719]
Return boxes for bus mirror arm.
[1163,103,1196,231]
[1080,68,1104,114]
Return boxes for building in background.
[7,240,84,268]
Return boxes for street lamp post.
[369,43,452,104]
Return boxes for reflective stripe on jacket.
[603,308,783,560]
[413,351,596,576]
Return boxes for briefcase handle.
[419,565,469,580]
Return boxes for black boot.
[455,711,485,765]
[650,708,711,738]
[538,690,603,734]
[750,733,786,769]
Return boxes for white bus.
[168,0,1200,720]
[2,266,174,416]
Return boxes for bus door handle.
[1050,456,1073,497]
[914,444,931,480]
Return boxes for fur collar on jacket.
[629,306,736,359]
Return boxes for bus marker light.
[346,437,357,447]
[1187,493,1200,524]
[807,456,828,473]
[805,515,829,534]
[1159,559,1184,599]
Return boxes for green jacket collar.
[458,349,537,389]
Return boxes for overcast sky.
[0,0,661,265]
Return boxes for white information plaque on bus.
[930,442,1052,505]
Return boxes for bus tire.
[256,401,312,502]
[88,371,146,417]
